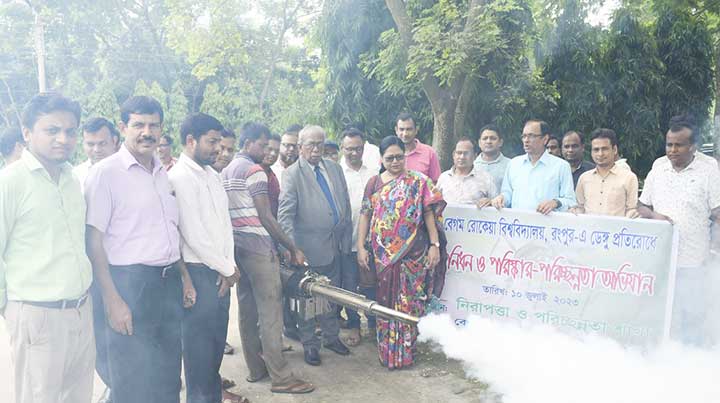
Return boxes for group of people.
[0,91,717,403]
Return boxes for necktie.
[315,165,339,224]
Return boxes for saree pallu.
[361,171,446,369]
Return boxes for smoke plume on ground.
[418,314,720,403]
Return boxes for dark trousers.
[360,286,377,329]
[90,281,111,388]
[297,256,342,349]
[338,253,360,329]
[182,264,230,403]
[107,264,183,403]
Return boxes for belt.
[112,263,176,278]
[19,293,89,310]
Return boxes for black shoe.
[224,342,235,355]
[304,347,321,366]
[284,327,301,342]
[323,339,350,355]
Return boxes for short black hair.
[221,128,236,139]
[548,135,561,145]
[161,134,174,145]
[396,112,416,126]
[240,122,271,146]
[0,127,24,158]
[82,117,120,140]
[341,127,365,142]
[590,128,618,147]
[180,113,224,145]
[269,133,282,142]
[562,130,584,144]
[21,93,81,130]
[668,114,699,144]
[456,136,479,154]
[120,96,164,124]
[285,124,303,135]
[479,124,501,139]
[526,119,551,137]
[324,140,339,151]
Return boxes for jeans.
[338,253,361,329]
[90,280,111,387]
[107,264,183,403]
[182,264,230,403]
[297,256,342,349]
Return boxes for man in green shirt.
[0,93,95,403]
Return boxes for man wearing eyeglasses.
[491,119,576,215]
[278,125,353,366]
[272,124,301,188]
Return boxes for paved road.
[0,297,484,403]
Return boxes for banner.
[436,205,678,345]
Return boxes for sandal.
[344,328,361,347]
[245,371,269,383]
[222,377,236,389]
[222,389,250,403]
[271,379,315,394]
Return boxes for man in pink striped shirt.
[395,112,441,182]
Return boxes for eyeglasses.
[384,154,405,162]
[343,146,363,154]
[281,143,298,150]
[521,133,545,140]
[302,141,324,150]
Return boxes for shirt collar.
[340,158,368,173]
[523,150,550,165]
[476,152,505,164]
[21,149,72,175]
[448,166,475,177]
[177,152,208,174]
[661,155,700,173]
[406,138,422,156]
[118,144,163,174]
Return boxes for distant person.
[323,140,340,162]
[395,112,440,182]
[278,125,352,366]
[262,133,282,218]
[158,134,177,171]
[491,119,576,214]
[357,135,446,369]
[473,124,509,192]
[339,127,379,346]
[437,137,496,206]
[212,128,237,173]
[0,126,25,167]
[0,93,94,403]
[223,122,314,394]
[546,135,562,158]
[562,130,594,187]
[73,117,120,191]
[570,129,639,217]
[638,114,720,346]
[272,124,301,187]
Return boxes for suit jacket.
[278,157,353,266]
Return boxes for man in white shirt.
[168,113,241,403]
[271,124,301,187]
[339,128,379,345]
[638,114,720,346]
[437,137,496,206]
[73,117,120,191]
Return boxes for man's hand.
[569,206,584,215]
[627,210,640,219]
[651,212,673,224]
[105,295,134,336]
[536,199,559,215]
[427,245,440,268]
[182,276,197,308]
[357,248,371,272]
[217,267,240,298]
[491,195,505,210]
[476,198,492,209]
[291,248,307,266]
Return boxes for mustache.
[138,136,156,143]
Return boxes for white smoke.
[418,314,720,403]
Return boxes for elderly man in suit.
[278,125,353,366]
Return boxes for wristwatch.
[553,199,562,209]
[430,242,440,248]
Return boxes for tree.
[165,80,189,139]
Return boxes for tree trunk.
[431,96,459,170]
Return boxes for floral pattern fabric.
[361,170,445,369]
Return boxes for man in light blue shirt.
[491,119,576,214]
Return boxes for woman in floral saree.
[357,136,446,369]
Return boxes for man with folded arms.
[0,93,94,403]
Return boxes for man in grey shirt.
[474,124,510,192]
